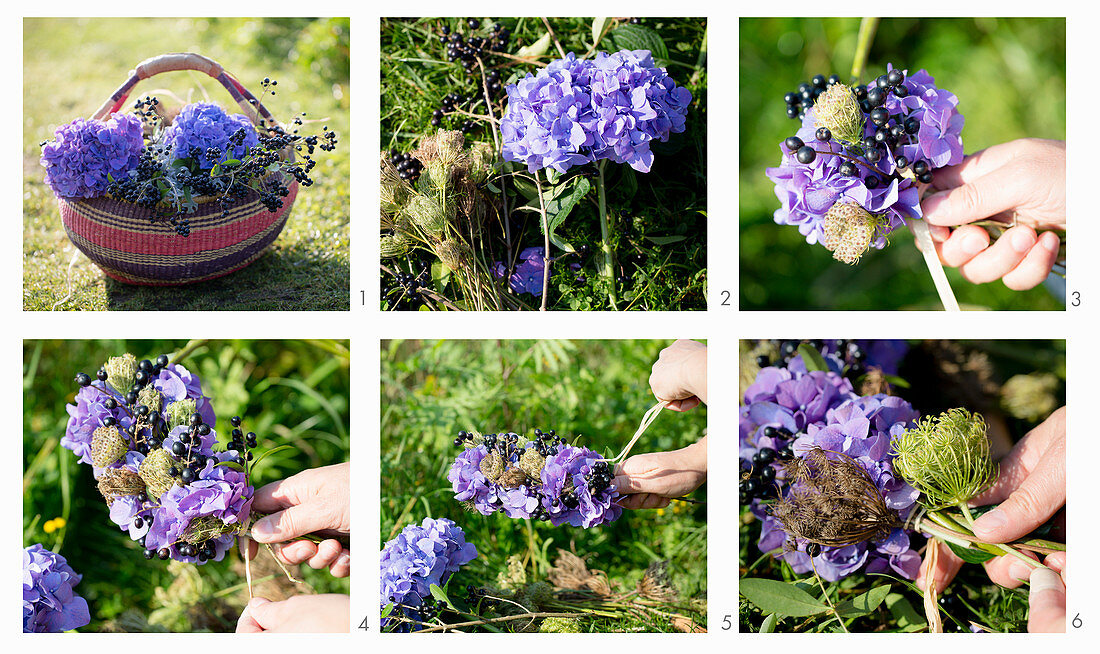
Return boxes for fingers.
[329,550,351,578]
[251,476,302,514]
[955,226,1037,284]
[1028,567,1067,632]
[915,541,963,593]
[252,503,332,543]
[1001,231,1061,290]
[930,143,1020,192]
[270,540,318,566]
[308,539,344,570]
[934,224,989,267]
[983,551,1040,589]
[236,597,271,633]
[664,397,700,412]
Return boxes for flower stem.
[849,18,879,82]
[810,563,848,633]
[596,160,618,309]
[536,168,551,311]
[908,218,960,311]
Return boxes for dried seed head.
[139,448,177,500]
[547,549,612,596]
[91,425,129,468]
[769,447,900,549]
[1000,372,1060,423]
[105,353,137,393]
[892,409,996,510]
[814,84,864,145]
[821,201,889,265]
[97,468,147,504]
[380,233,410,259]
[165,399,197,430]
[479,452,505,482]
[181,515,236,544]
[435,239,471,270]
[497,466,529,488]
[518,448,547,478]
[637,560,679,601]
[466,141,495,185]
[138,385,163,413]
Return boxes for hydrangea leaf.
[738,578,828,617]
[645,235,687,246]
[833,584,891,618]
[543,177,591,247]
[945,540,996,564]
[609,24,669,61]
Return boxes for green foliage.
[381,340,707,631]
[380,18,707,310]
[740,18,1065,310]
[23,18,349,311]
[23,339,350,631]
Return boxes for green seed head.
[435,239,470,271]
[518,448,547,479]
[138,385,163,414]
[104,353,137,393]
[165,398,197,430]
[138,448,178,500]
[181,515,236,544]
[892,408,996,510]
[813,83,864,145]
[539,617,581,633]
[821,202,889,265]
[380,233,410,259]
[405,194,448,237]
[466,141,495,185]
[90,425,129,468]
[1000,372,1060,423]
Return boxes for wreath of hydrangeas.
[62,353,262,564]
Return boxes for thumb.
[922,163,1025,227]
[251,503,332,543]
[972,453,1065,543]
[1027,567,1066,633]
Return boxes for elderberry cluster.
[388,149,422,182]
[380,261,432,310]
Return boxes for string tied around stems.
[599,401,667,466]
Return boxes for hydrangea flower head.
[162,102,259,169]
[41,114,144,198]
[23,544,90,632]
[492,246,546,296]
[875,64,964,169]
[500,50,691,174]
[380,517,477,632]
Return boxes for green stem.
[938,508,1049,570]
[596,160,618,309]
[812,568,848,633]
[536,168,551,311]
[849,18,880,82]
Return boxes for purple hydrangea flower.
[492,247,546,296]
[765,112,921,249]
[874,65,964,169]
[41,114,144,198]
[540,445,622,528]
[162,103,259,169]
[23,544,91,632]
[500,50,691,174]
[380,517,478,632]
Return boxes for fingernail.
[922,193,950,220]
[1042,231,1061,252]
[252,517,275,539]
[1010,229,1035,253]
[973,508,1006,538]
[248,597,270,610]
[1029,567,1063,595]
[1008,560,1033,582]
[962,234,986,255]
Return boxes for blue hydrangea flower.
[41,114,144,198]
[492,247,546,296]
[162,103,259,169]
[380,517,477,632]
[500,50,691,174]
[540,444,622,528]
[873,64,964,169]
[23,544,90,632]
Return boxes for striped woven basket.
[58,53,297,285]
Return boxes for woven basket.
[58,53,297,285]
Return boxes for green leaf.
[214,461,245,472]
[885,592,926,632]
[834,584,891,618]
[222,158,241,167]
[517,32,552,58]
[381,602,394,619]
[210,163,222,177]
[620,164,638,200]
[429,583,451,607]
[249,444,297,471]
[543,177,591,243]
[645,235,687,246]
[549,233,575,253]
[591,17,610,47]
[609,24,669,60]
[758,613,777,633]
[885,374,911,389]
[946,540,997,564]
[511,175,539,201]
[797,343,830,372]
[738,578,828,617]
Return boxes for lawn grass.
[23,339,351,631]
[23,18,350,311]
[380,18,707,311]
[381,340,707,631]
[740,18,1066,310]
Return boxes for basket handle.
[90,52,280,128]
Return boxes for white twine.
[600,401,667,465]
[908,218,960,312]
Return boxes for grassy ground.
[739,339,1066,632]
[381,340,707,631]
[23,339,351,632]
[23,18,350,311]
[380,18,707,311]
[740,18,1066,310]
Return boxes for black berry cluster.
[388,149,422,182]
[76,354,173,453]
[380,261,432,310]
[739,436,794,505]
[783,74,843,119]
[757,339,870,381]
